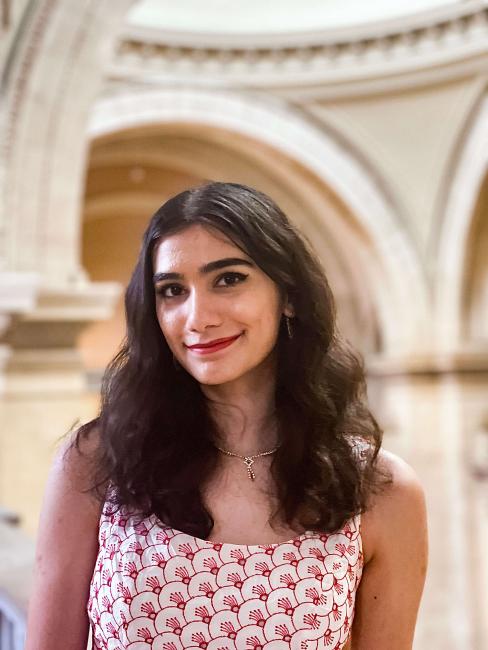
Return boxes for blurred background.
[0,0,487,648]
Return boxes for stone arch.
[81,126,384,370]
[1,1,427,356]
[87,87,426,355]
[1,0,135,279]
[462,170,488,343]
[435,92,488,351]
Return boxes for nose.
[185,288,222,332]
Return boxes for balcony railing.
[0,591,25,650]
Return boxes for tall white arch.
[435,92,488,351]
[1,0,135,279]
[88,87,427,354]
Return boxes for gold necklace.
[214,442,281,481]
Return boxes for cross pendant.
[244,457,256,481]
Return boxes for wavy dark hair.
[68,181,392,537]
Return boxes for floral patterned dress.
[87,499,364,650]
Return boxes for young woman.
[25,182,428,650]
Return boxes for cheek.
[156,307,179,339]
[246,295,282,333]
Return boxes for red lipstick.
[186,333,242,354]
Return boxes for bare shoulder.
[57,421,105,497]
[361,448,427,564]
[375,447,426,505]
[25,421,106,649]
[39,420,106,550]
[350,448,428,648]
[377,446,424,482]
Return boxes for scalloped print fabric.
[87,502,364,650]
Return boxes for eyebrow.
[153,257,255,284]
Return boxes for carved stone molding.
[0,272,39,314]
[111,2,488,95]
[367,348,488,377]
[1,0,136,280]
[0,280,121,395]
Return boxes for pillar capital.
[367,347,488,378]
[0,279,121,396]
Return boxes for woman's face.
[152,223,291,387]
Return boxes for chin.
[194,372,242,387]
[189,364,250,387]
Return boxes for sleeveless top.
[87,502,364,650]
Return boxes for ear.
[281,290,295,318]
[283,303,295,318]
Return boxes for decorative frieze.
[110,4,488,90]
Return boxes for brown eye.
[155,272,248,300]
[156,284,184,299]
[216,272,249,287]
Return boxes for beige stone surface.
[0,392,100,536]
[307,78,484,254]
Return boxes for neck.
[200,356,279,456]
[211,404,280,456]
[215,430,280,456]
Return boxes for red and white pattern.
[87,499,363,650]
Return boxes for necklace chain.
[214,442,281,481]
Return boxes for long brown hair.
[68,181,392,537]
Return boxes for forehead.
[152,224,246,268]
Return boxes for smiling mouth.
[187,333,242,354]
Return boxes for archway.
[87,88,426,356]
[80,124,386,375]
[435,92,488,351]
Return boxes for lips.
[187,334,242,350]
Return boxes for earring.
[285,315,294,339]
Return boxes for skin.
[152,223,294,453]
[25,222,428,649]
[349,449,428,648]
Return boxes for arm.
[350,449,428,649]
[24,426,105,650]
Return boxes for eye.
[155,284,184,299]
[155,272,248,300]
[215,271,249,287]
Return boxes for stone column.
[0,274,120,535]
[367,350,488,650]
